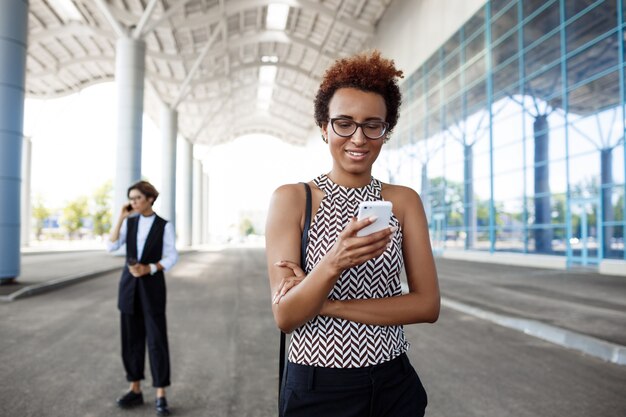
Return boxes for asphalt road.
[0,248,624,417]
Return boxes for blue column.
[534,114,552,253]
[0,0,28,281]
[486,0,495,253]
[113,37,145,212]
[464,143,475,249]
[617,0,625,261]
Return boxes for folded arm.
[265,184,394,333]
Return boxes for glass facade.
[389,0,626,265]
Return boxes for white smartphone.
[356,201,393,237]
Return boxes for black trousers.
[120,293,171,388]
[280,353,427,417]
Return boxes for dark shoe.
[155,396,171,416]
[116,390,144,408]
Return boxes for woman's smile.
[345,148,369,161]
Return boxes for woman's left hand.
[272,260,306,304]
[128,263,150,277]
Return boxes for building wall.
[372,0,487,77]
[370,0,626,267]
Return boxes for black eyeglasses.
[329,118,389,140]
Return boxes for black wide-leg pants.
[120,296,171,387]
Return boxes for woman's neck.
[327,170,372,188]
[139,209,155,217]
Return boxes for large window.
[394,0,625,263]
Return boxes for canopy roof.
[27,0,393,146]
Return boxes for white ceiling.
[27,0,394,146]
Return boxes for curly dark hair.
[314,50,404,134]
[127,180,159,205]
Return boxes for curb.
[0,251,198,303]
[0,266,122,303]
[442,297,626,366]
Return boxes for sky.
[23,82,333,241]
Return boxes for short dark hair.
[314,50,404,133]
[127,180,159,205]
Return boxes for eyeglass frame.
[328,117,390,140]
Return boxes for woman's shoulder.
[380,183,425,226]
[270,182,311,209]
[380,182,420,203]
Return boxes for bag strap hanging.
[278,182,312,396]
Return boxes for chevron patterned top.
[288,173,409,368]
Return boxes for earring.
[321,134,328,143]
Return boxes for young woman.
[107,180,178,416]
[265,51,440,416]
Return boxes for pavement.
[3,243,625,366]
[0,244,624,417]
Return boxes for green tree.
[239,218,255,236]
[429,177,465,228]
[62,196,89,239]
[92,180,112,237]
[32,195,51,240]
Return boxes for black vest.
[117,214,168,315]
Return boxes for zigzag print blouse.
[288,173,409,368]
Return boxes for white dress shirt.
[107,214,178,271]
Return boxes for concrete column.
[160,104,177,224]
[0,0,28,281]
[534,115,552,253]
[192,159,203,245]
[21,136,31,247]
[178,138,193,246]
[203,172,210,244]
[113,37,145,212]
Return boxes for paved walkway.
[0,246,625,417]
[3,245,626,364]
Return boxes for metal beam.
[133,0,160,38]
[93,0,126,38]
[172,20,224,109]
[142,0,374,37]
[142,0,195,35]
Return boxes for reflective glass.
[493,57,520,96]
[523,0,557,21]
[491,4,518,41]
[492,32,519,70]
[465,7,486,38]
[567,35,619,89]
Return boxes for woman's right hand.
[119,204,133,219]
[325,217,397,274]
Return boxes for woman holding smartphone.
[265,51,440,416]
[107,180,178,416]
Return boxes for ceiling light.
[261,55,279,64]
[49,0,83,21]
[266,4,289,30]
